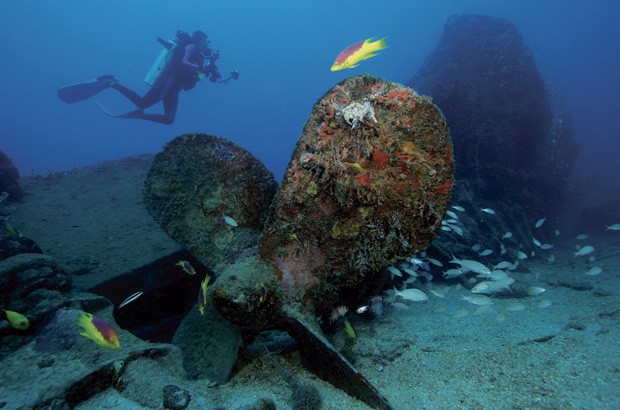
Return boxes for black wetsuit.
[111,42,205,124]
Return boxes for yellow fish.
[3,309,29,330]
[76,312,120,349]
[258,282,267,304]
[343,319,357,340]
[176,260,196,275]
[4,223,20,236]
[330,37,388,72]
[343,161,365,173]
[198,274,211,315]
[341,156,365,173]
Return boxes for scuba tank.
[143,37,177,86]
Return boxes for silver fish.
[448,224,464,236]
[461,295,493,305]
[487,270,509,280]
[527,286,546,296]
[223,214,238,227]
[329,305,349,322]
[443,268,465,278]
[471,278,514,294]
[446,210,458,219]
[387,266,402,277]
[494,261,512,270]
[409,257,425,266]
[450,256,491,275]
[402,267,418,277]
[394,287,428,302]
[119,291,143,309]
[355,305,369,314]
[574,245,594,257]
[428,258,443,267]
[429,289,446,298]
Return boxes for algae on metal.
[211,255,282,330]
[260,75,454,315]
[143,134,277,273]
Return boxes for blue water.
[2,3,620,408]
[1,0,619,212]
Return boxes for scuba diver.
[58,30,238,125]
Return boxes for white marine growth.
[333,99,377,129]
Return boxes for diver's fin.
[57,75,117,103]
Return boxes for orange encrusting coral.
[373,87,419,112]
[434,179,453,195]
[319,122,334,140]
[385,89,411,102]
[355,174,371,187]
[371,151,389,169]
[318,103,336,140]
[325,104,335,121]
[394,151,416,164]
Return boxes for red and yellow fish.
[176,260,196,275]
[330,37,388,72]
[76,311,120,349]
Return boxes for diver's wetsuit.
[111,43,204,124]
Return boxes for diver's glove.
[200,61,221,82]
[209,66,222,83]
